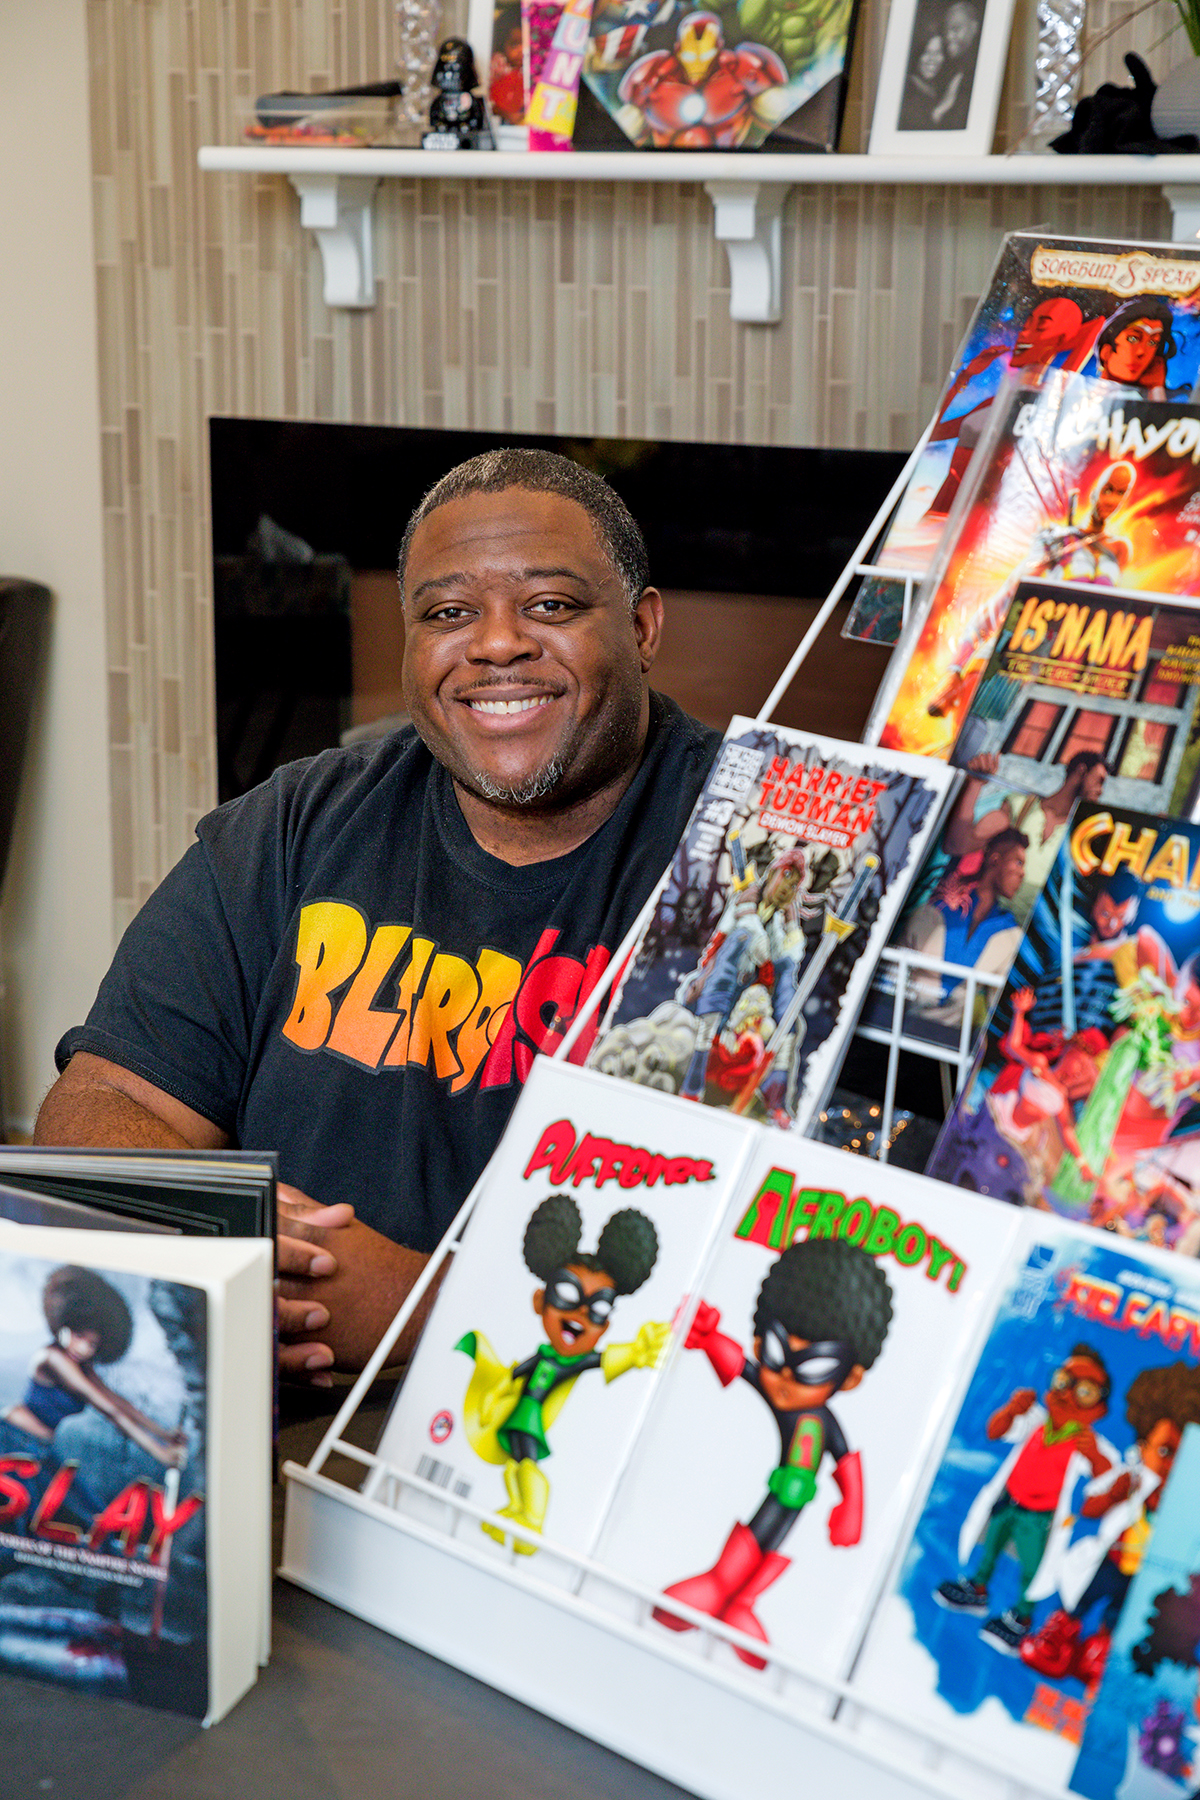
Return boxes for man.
[34,450,722,1382]
[898,826,1027,1031]
[942,749,1108,924]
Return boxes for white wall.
[0,0,112,1133]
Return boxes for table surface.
[2,1381,696,1800]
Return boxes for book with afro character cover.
[578,1131,1021,1689]
[372,1058,758,1582]
[851,1217,1200,1791]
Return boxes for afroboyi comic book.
[868,374,1200,761]
[373,1059,756,1579]
[585,717,953,1136]
[0,1254,208,1716]
[844,232,1200,646]
[581,0,861,152]
[1070,1422,1200,1800]
[858,771,1044,1052]
[851,1220,1200,1791]
[928,804,1200,1255]
[951,580,1200,819]
[583,1132,1021,1687]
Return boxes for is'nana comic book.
[929,803,1200,1256]
[868,374,1200,760]
[844,232,1200,647]
[851,1220,1200,1792]
[583,1133,1021,1687]
[951,579,1200,818]
[586,717,953,1136]
[373,1060,756,1577]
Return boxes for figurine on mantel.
[422,38,496,148]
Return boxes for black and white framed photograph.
[868,0,1014,156]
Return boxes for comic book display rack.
[281,231,1200,1800]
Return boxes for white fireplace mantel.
[198,145,1200,325]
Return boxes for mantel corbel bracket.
[703,180,792,324]
[288,173,381,308]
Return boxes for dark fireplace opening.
[208,419,905,803]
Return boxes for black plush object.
[1051,53,1199,153]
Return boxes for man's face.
[1013,298,1081,369]
[402,488,661,812]
[1094,465,1133,523]
[1043,1354,1108,1429]
[1081,759,1108,801]
[987,843,1026,900]
[1092,890,1135,940]
[534,1262,615,1358]
[943,2,978,57]
[1099,316,1166,385]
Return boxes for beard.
[464,748,569,807]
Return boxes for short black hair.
[753,1238,892,1370]
[522,1194,658,1294]
[43,1265,133,1365]
[396,447,650,609]
[1066,751,1107,781]
[983,827,1029,861]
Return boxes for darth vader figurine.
[422,38,495,149]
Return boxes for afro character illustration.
[456,1195,668,1554]
[653,1236,893,1668]
[1020,1361,1200,1689]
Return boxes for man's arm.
[942,754,1011,858]
[34,1053,367,1383]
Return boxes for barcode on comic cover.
[416,1455,471,1498]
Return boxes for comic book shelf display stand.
[280,455,1060,1800]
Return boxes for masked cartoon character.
[653,1236,893,1668]
[456,1194,668,1552]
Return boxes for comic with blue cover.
[851,1219,1200,1790]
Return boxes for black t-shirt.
[58,694,720,1252]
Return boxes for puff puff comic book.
[580,1130,1022,1691]
[850,1218,1200,1793]
[373,1059,757,1580]
[1070,1422,1200,1800]
[844,232,1200,647]
[866,372,1200,761]
[929,803,1200,1253]
[585,716,953,1138]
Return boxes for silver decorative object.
[1029,0,1086,145]
[396,0,442,128]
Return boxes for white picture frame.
[868,0,1015,157]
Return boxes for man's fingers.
[276,1294,331,1336]
[277,1230,338,1279]
[277,1337,335,1387]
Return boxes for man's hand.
[275,1184,442,1378]
[988,1387,1036,1438]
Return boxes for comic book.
[866,373,1200,761]
[585,717,954,1136]
[581,0,861,153]
[372,1058,756,1581]
[580,1131,1022,1689]
[858,770,1047,1052]
[1070,1423,1200,1800]
[951,579,1200,819]
[0,1221,271,1723]
[928,804,1200,1254]
[843,232,1200,646]
[850,1218,1200,1791]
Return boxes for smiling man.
[34,449,722,1379]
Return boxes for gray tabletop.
[1,1381,696,1800]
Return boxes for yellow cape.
[455,1330,580,1466]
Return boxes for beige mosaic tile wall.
[86,0,1189,931]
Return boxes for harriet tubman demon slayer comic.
[586,718,952,1138]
